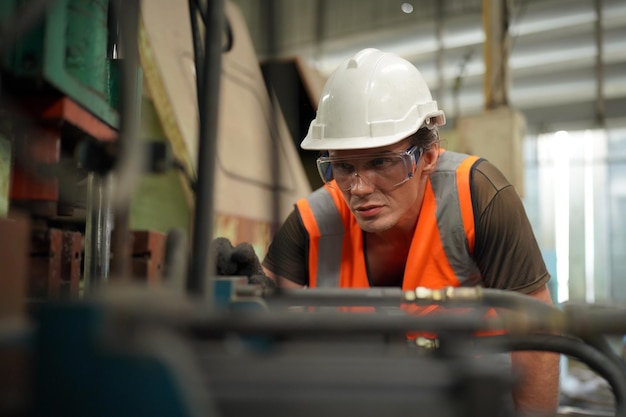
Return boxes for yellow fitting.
[415,287,433,300]
[432,289,444,301]
[404,290,417,302]
[415,336,440,350]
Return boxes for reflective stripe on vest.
[298,187,345,287]
[430,152,482,284]
[296,151,481,288]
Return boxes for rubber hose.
[474,333,626,417]
[479,289,564,319]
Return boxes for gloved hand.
[211,237,276,291]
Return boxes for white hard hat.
[301,48,445,150]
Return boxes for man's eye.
[332,162,355,174]
[366,157,393,169]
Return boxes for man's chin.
[356,217,393,233]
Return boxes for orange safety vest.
[295,150,500,336]
[296,150,481,290]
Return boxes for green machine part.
[1,0,123,129]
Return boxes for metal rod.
[482,0,510,110]
[187,0,225,299]
[188,0,204,105]
[264,288,406,307]
[435,0,446,113]
[83,172,113,292]
[163,228,189,291]
[186,310,492,337]
[110,0,142,280]
[594,0,605,127]
[263,0,286,293]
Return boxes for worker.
[260,48,560,416]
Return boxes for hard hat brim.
[300,112,445,151]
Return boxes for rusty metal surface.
[34,96,118,142]
[62,230,82,297]
[10,130,60,202]
[0,214,30,316]
[29,228,82,300]
[131,230,166,283]
[5,95,119,221]
[29,228,62,299]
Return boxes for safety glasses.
[316,145,422,191]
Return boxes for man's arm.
[262,210,309,287]
[262,266,306,289]
[511,284,561,416]
[467,160,561,413]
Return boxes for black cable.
[479,288,564,319]
[581,334,626,374]
[187,0,225,298]
[191,0,208,27]
[563,303,626,372]
[188,0,204,106]
[185,309,491,338]
[106,0,142,280]
[563,303,626,336]
[474,334,626,417]
[264,288,405,307]
[264,0,284,297]
[173,159,197,193]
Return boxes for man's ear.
[421,145,440,175]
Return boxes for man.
[261,48,560,415]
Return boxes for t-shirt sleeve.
[471,160,551,294]
[262,209,309,286]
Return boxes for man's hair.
[409,127,440,150]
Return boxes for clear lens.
[316,146,421,191]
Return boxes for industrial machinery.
[17,280,626,417]
[1,1,625,417]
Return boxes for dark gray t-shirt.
[263,159,550,294]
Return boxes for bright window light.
[553,130,570,303]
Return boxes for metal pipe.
[434,0,446,112]
[479,288,563,318]
[594,0,605,127]
[83,172,114,292]
[187,0,225,300]
[482,0,510,109]
[163,228,189,292]
[262,286,564,315]
[265,288,406,307]
[265,0,283,292]
[188,0,204,106]
[110,0,142,280]
[185,310,493,337]
[563,303,626,335]
[313,0,326,62]
[273,287,561,315]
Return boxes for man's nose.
[349,172,375,193]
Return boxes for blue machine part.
[32,302,201,417]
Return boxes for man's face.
[327,140,426,234]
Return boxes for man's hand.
[212,237,276,290]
